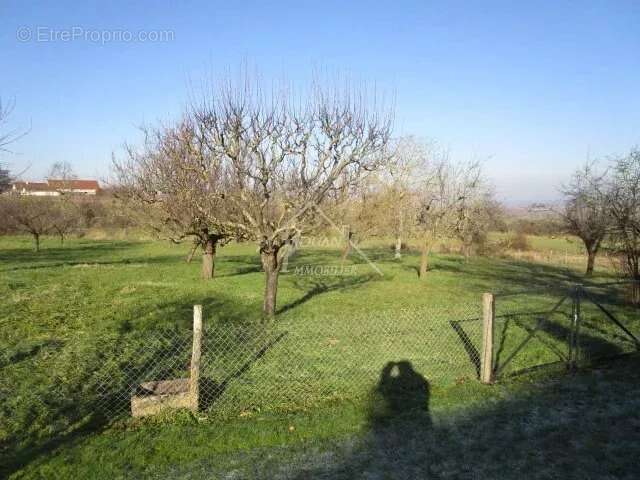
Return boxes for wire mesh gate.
[490,283,640,380]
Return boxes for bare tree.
[191,78,392,316]
[561,162,609,276]
[606,148,640,299]
[0,98,28,153]
[48,161,77,184]
[114,119,238,279]
[0,163,10,193]
[327,174,385,263]
[453,167,499,259]
[383,136,427,259]
[416,154,482,279]
[44,162,80,245]
[0,98,30,189]
[50,198,80,246]
[0,196,54,252]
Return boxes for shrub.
[509,231,530,251]
[439,242,451,254]
[389,242,409,252]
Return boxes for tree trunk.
[261,250,281,318]
[280,243,291,273]
[201,236,217,280]
[585,249,596,276]
[59,233,64,247]
[463,241,472,260]
[394,213,403,259]
[631,261,640,305]
[419,239,430,279]
[632,282,640,306]
[341,230,353,263]
[33,233,40,252]
[394,236,402,259]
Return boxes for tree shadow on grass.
[199,331,288,410]
[117,292,265,333]
[449,319,482,378]
[1,413,108,480]
[278,273,385,315]
[2,256,184,272]
[436,256,584,293]
[0,241,184,272]
[215,265,263,278]
[0,240,138,260]
[492,307,628,379]
[215,253,263,278]
[0,338,65,369]
[0,326,192,477]
[537,311,624,359]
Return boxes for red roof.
[47,179,100,190]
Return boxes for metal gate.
[491,283,640,379]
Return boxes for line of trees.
[113,77,501,317]
[325,138,499,278]
[0,190,134,250]
[0,88,499,318]
[0,159,130,249]
[1,194,84,250]
[114,79,393,317]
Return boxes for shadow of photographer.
[290,360,433,480]
[368,360,432,429]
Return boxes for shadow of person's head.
[368,360,431,428]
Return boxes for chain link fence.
[82,305,481,417]
[574,282,640,363]
[1,303,482,453]
[3,285,639,462]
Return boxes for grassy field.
[1,234,639,478]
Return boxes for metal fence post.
[190,305,203,411]
[568,291,575,370]
[568,286,581,371]
[573,286,582,368]
[481,292,495,384]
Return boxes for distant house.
[527,202,553,213]
[10,179,100,196]
[47,179,100,195]
[11,181,60,196]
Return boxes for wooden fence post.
[190,304,203,411]
[480,293,495,384]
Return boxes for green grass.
[1,234,639,478]
[489,231,584,253]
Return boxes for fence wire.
[1,303,482,451]
[492,282,640,379]
[577,282,640,363]
[3,285,639,457]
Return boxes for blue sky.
[1,1,639,204]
